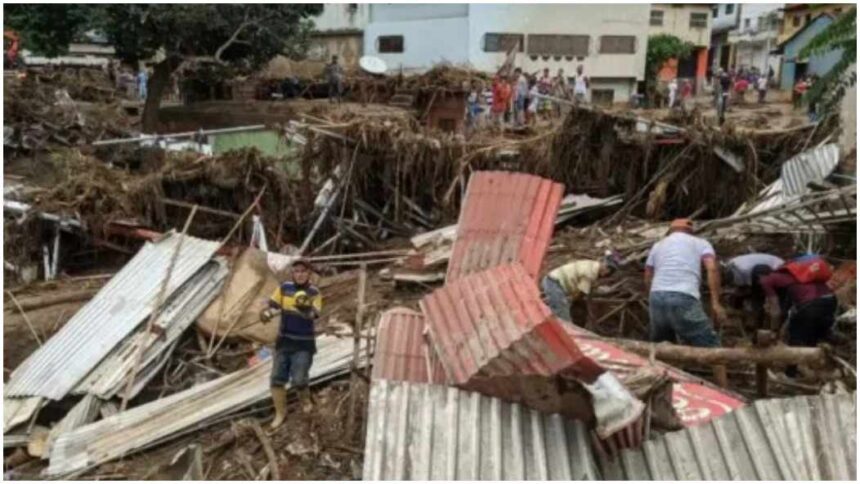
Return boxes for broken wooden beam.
[160,198,240,219]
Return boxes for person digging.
[260,259,323,429]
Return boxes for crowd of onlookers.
[466,65,591,131]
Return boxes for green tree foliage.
[645,34,694,102]
[799,7,856,110]
[4,4,91,57]
[3,4,322,131]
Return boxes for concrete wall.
[364,16,470,72]
[369,3,469,22]
[467,4,649,80]
[312,3,370,32]
[308,34,363,68]
[780,15,841,90]
[711,3,739,32]
[649,4,712,47]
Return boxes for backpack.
[780,255,833,284]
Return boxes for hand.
[259,308,277,323]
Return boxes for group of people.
[712,66,772,123]
[468,65,590,131]
[665,77,694,111]
[542,218,840,379]
[110,62,149,101]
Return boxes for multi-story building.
[727,4,783,78]
[778,3,848,44]
[709,3,740,72]
[648,3,714,91]
[308,3,370,68]
[776,12,844,90]
[363,3,651,103]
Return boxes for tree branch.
[214,18,256,62]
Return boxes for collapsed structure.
[3,65,857,480]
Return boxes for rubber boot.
[269,387,288,429]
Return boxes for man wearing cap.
[645,219,726,347]
[260,259,323,429]
[541,251,622,324]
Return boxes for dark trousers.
[785,295,837,377]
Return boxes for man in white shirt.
[723,253,785,330]
[541,251,621,323]
[644,219,726,347]
[573,65,589,104]
[756,74,768,104]
[667,78,678,109]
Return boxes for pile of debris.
[4,68,133,159]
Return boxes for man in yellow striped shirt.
[541,251,621,323]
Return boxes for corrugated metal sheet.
[446,171,563,282]
[3,396,43,432]
[372,307,445,384]
[363,379,600,480]
[5,233,221,400]
[422,263,593,385]
[600,393,856,480]
[569,328,745,428]
[781,143,840,196]
[74,259,229,399]
[47,335,365,477]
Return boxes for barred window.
[527,34,589,57]
[650,10,664,26]
[599,35,635,54]
[483,33,524,52]
[690,12,708,28]
[378,35,404,53]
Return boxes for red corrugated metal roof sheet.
[421,263,601,385]
[565,325,745,427]
[446,171,563,283]
[371,307,445,384]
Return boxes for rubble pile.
[3,63,857,481]
[4,68,133,159]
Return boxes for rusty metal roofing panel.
[446,171,563,282]
[372,307,445,384]
[599,393,856,480]
[422,263,591,386]
[5,233,221,400]
[363,379,600,480]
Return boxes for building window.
[690,12,708,28]
[793,14,801,27]
[650,10,664,26]
[527,34,589,57]
[378,35,404,53]
[712,6,719,18]
[725,4,734,15]
[347,3,358,14]
[744,18,751,29]
[599,35,635,54]
[805,14,812,24]
[483,33,525,53]
[835,7,842,15]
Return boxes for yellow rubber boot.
[269,387,288,429]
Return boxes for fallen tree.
[579,335,832,368]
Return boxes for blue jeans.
[541,276,572,322]
[271,337,314,388]
[649,291,719,347]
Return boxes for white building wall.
[364,16,470,72]
[369,3,468,22]
[649,4,712,47]
[312,4,370,32]
[711,3,740,32]
[728,3,782,75]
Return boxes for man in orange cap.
[644,219,726,347]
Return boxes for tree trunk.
[142,58,179,133]
[582,335,830,368]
